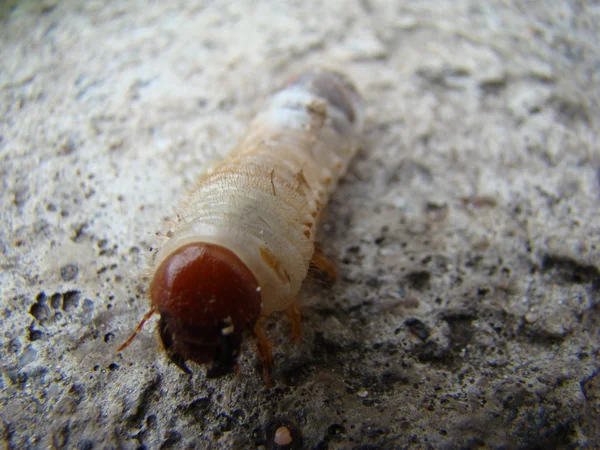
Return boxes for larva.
[119,68,364,383]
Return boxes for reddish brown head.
[150,242,262,377]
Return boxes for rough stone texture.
[1,1,599,449]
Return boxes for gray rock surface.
[1,1,599,448]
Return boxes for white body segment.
[154,69,364,315]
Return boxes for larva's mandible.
[120,68,364,382]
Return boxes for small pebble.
[357,388,369,398]
[274,426,293,446]
[60,264,79,281]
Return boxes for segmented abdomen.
[155,68,364,315]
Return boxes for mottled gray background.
[1,1,599,449]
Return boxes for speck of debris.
[60,264,79,281]
[405,318,429,340]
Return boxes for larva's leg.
[286,301,303,341]
[252,321,273,387]
[310,245,337,286]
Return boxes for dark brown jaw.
[158,315,192,374]
[205,322,240,378]
[158,314,242,378]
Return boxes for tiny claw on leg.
[252,321,274,387]
[310,245,337,286]
[287,301,303,342]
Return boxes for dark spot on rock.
[177,397,211,423]
[541,254,600,285]
[231,409,245,421]
[390,159,433,185]
[360,422,388,440]
[126,377,161,428]
[380,369,410,387]
[159,431,181,449]
[13,186,28,207]
[29,329,44,341]
[8,338,21,355]
[365,277,380,288]
[466,437,486,447]
[108,363,118,371]
[280,359,311,386]
[50,293,62,309]
[218,97,236,110]
[328,423,346,437]
[69,383,84,400]
[40,3,57,14]
[99,244,118,257]
[214,412,235,436]
[404,271,431,290]
[146,415,157,429]
[30,302,50,322]
[465,254,484,269]
[425,202,448,221]
[77,440,94,450]
[82,298,94,315]
[417,313,475,364]
[103,332,115,343]
[33,219,50,234]
[60,264,79,281]
[62,291,81,311]
[405,318,429,340]
[480,79,506,95]
[57,135,76,154]
[71,223,88,242]
[444,313,476,350]
[52,423,71,448]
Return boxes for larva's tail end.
[289,67,365,132]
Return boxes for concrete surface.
[1,0,599,448]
